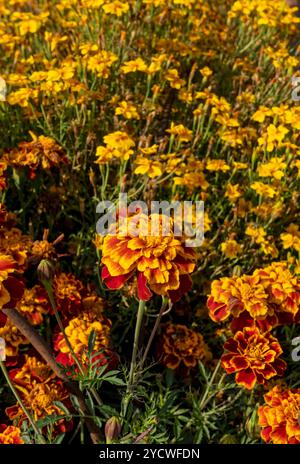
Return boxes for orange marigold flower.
[16,285,50,325]
[0,227,32,268]
[54,297,116,374]
[207,262,300,325]
[6,356,72,434]
[53,272,84,314]
[4,132,68,176]
[258,385,300,444]
[0,318,28,358]
[0,160,7,191]
[0,253,24,313]
[157,323,212,372]
[221,327,286,390]
[101,213,196,302]
[0,424,24,444]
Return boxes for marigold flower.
[221,326,286,389]
[157,323,212,371]
[6,356,72,433]
[53,273,84,315]
[4,132,68,174]
[258,385,300,444]
[101,212,196,302]
[0,424,24,444]
[0,254,24,312]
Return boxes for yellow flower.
[252,106,272,123]
[95,131,135,163]
[250,182,278,198]
[102,1,129,16]
[225,183,242,202]
[258,157,286,180]
[280,224,300,252]
[165,69,185,89]
[199,66,212,78]
[166,123,192,142]
[221,239,242,258]
[258,124,289,152]
[134,157,163,178]
[115,101,139,119]
[206,159,230,172]
[121,58,148,74]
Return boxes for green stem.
[127,299,146,392]
[0,360,47,444]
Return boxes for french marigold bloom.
[220,239,242,258]
[221,326,286,390]
[157,323,212,371]
[258,385,300,444]
[0,424,24,444]
[207,262,300,325]
[101,213,196,302]
[0,160,7,191]
[6,356,72,433]
[53,298,113,371]
[16,286,50,325]
[0,319,28,359]
[4,132,68,174]
[0,254,24,313]
[53,273,83,315]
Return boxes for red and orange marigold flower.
[100,213,196,302]
[258,385,300,444]
[0,254,24,316]
[207,262,300,327]
[0,424,24,444]
[157,323,212,372]
[221,326,286,389]
[6,356,72,434]
[53,296,115,373]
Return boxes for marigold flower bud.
[105,416,121,443]
[37,259,55,283]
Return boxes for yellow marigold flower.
[166,123,192,142]
[221,239,242,258]
[95,131,135,164]
[206,159,230,172]
[246,224,266,244]
[165,69,185,89]
[258,124,289,152]
[95,146,115,164]
[157,323,212,371]
[7,88,38,107]
[87,51,118,78]
[257,157,286,180]
[250,182,278,198]
[0,425,24,444]
[225,183,242,202]
[280,224,300,252]
[232,161,248,170]
[102,1,129,16]
[55,310,111,357]
[115,100,140,119]
[121,58,147,74]
[252,106,272,123]
[134,157,163,178]
[258,385,300,444]
[199,66,212,78]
